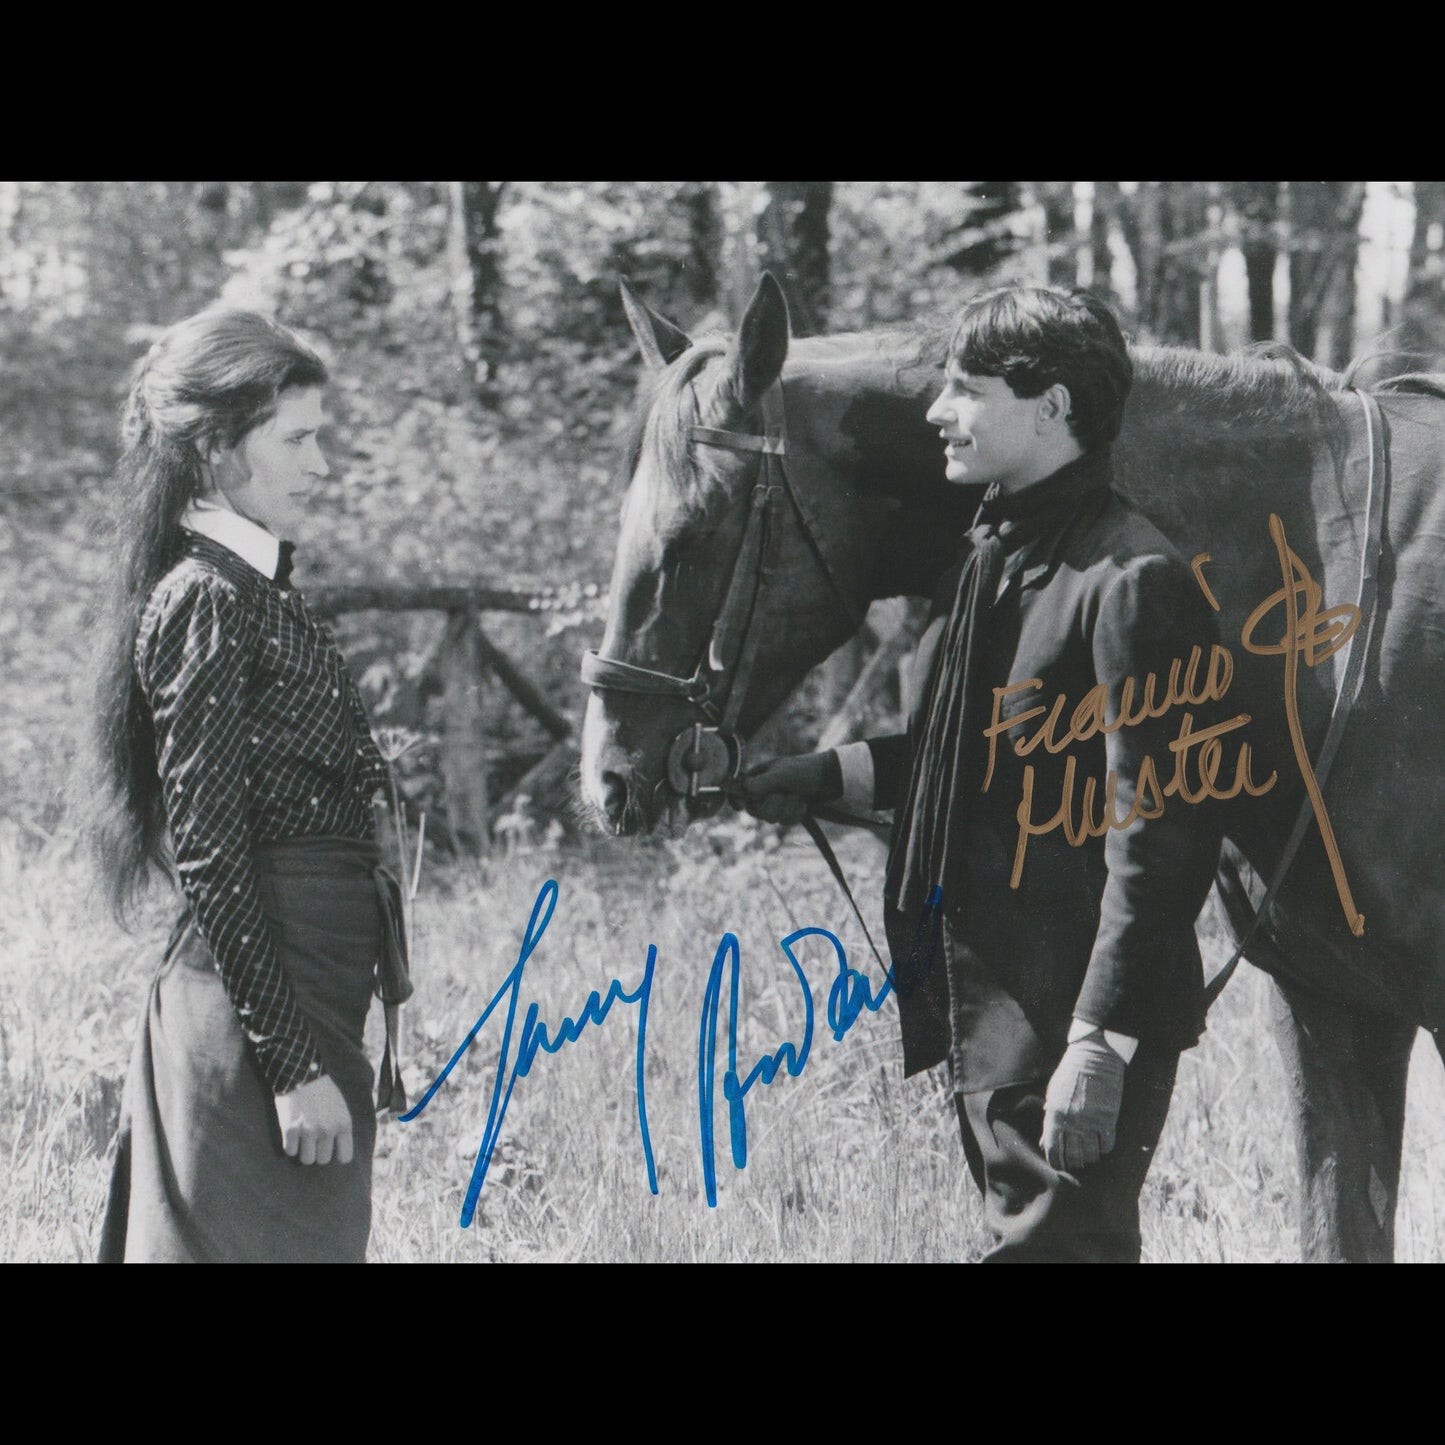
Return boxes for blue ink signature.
[697,926,890,1207]
[696,885,942,1207]
[400,879,657,1229]
[406,879,944,1223]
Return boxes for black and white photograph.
[4,179,1443,1263]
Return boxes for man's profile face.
[925,361,1050,492]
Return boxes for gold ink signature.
[985,515,1363,936]
[998,707,1275,890]
[1240,514,1364,936]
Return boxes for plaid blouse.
[136,530,390,1094]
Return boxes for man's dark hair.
[946,286,1133,451]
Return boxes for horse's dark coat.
[583,287,1445,1259]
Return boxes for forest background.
[4,180,1441,843]
[4,180,1444,1262]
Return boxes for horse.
[578,272,1445,1262]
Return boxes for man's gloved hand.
[1041,1032,1126,1173]
[737,750,842,825]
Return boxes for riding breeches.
[954,1046,1179,1263]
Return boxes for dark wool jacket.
[872,459,1226,1089]
[136,533,389,1093]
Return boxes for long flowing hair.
[86,308,328,921]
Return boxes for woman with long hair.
[90,307,409,1263]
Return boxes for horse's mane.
[805,326,1359,440]
[621,322,1437,513]
[1372,371,1445,401]
[618,337,729,516]
[1130,342,1346,422]
[1135,341,1445,408]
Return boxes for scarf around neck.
[884,446,1114,916]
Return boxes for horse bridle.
[580,379,863,805]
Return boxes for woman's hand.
[275,1074,354,1166]
[737,750,843,825]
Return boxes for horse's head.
[579,274,872,835]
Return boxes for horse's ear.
[620,277,692,372]
[726,272,791,408]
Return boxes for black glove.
[1041,1032,1126,1173]
[737,750,843,824]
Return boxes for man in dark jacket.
[743,286,1225,1262]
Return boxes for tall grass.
[6,813,1444,1262]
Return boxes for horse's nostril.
[601,770,628,823]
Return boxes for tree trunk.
[448,180,506,403]
[681,181,721,310]
[1231,181,1278,343]
[1198,183,1226,353]
[1126,182,1205,346]
[1160,183,1204,346]
[194,181,230,248]
[1287,181,1326,357]
[1090,180,1117,306]
[1398,181,1445,355]
[252,181,310,231]
[1405,181,1445,301]
[0,182,20,303]
[1129,182,1164,338]
[1287,181,1365,363]
[755,181,832,337]
[440,609,491,853]
[1323,215,1362,371]
[1039,182,1075,286]
[940,181,1025,280]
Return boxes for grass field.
[6,810,1445,1264]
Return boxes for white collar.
[180,498,282,581]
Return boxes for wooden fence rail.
[308,581,592,851]
[306,582,906,851]
[307,583,550,618]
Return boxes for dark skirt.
[99,837,385,1263]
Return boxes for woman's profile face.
[206,385,330,536]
